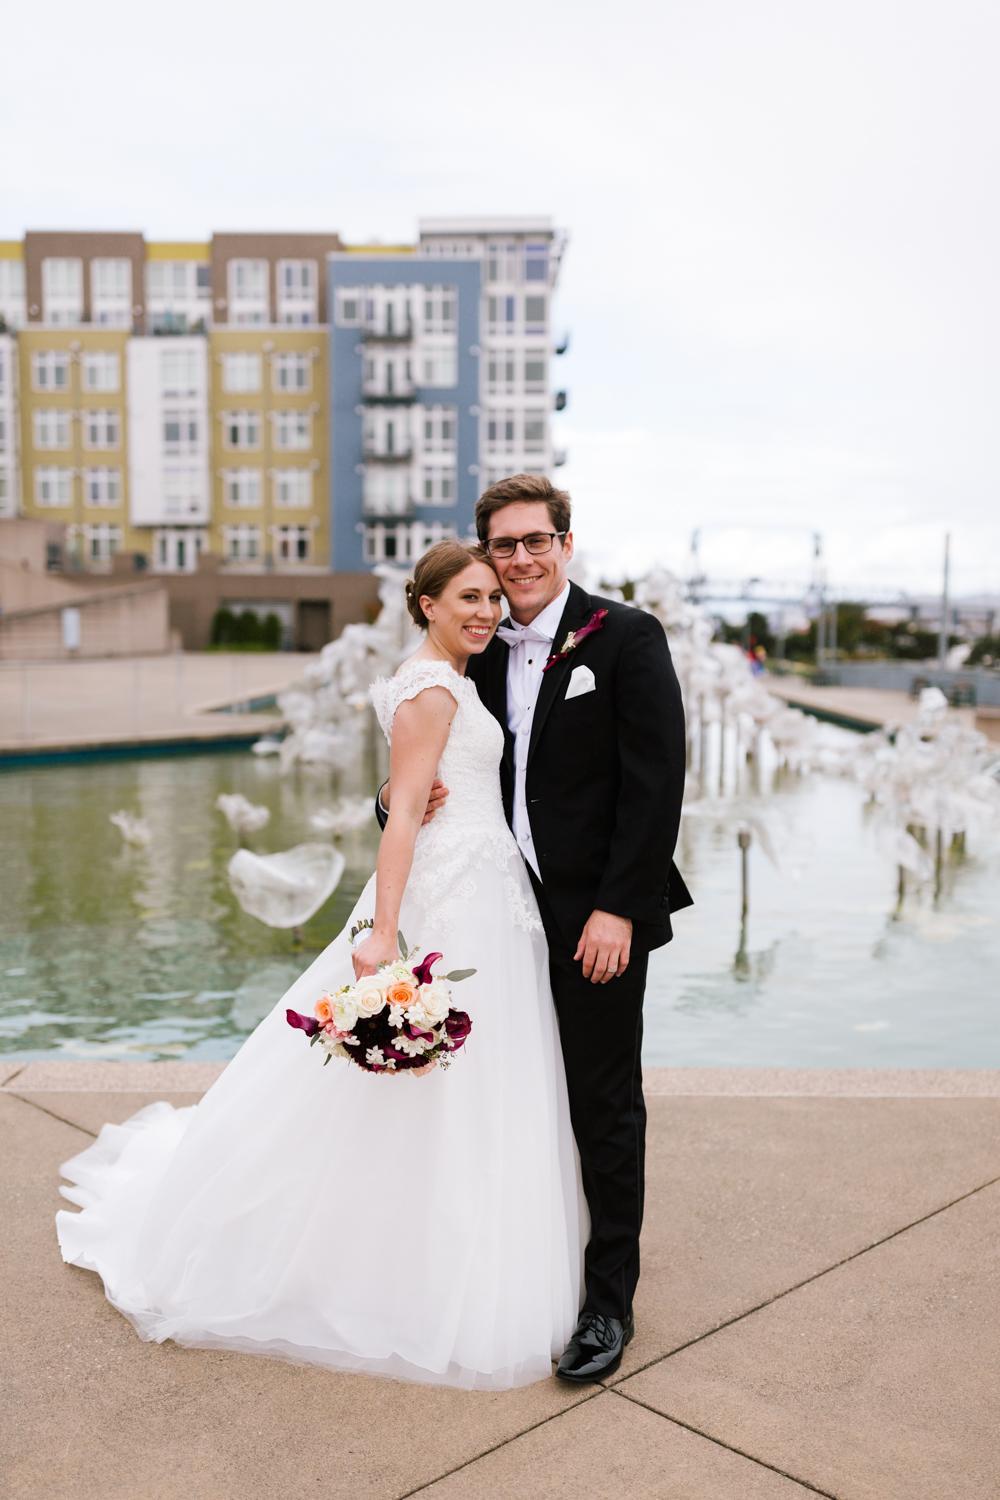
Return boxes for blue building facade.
[328,255,482,571]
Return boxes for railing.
[360,322,414,344]
[361,446,414,465]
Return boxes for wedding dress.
[56,659,586,1390]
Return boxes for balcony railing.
[361,321,414,344]
[362,383,415,405]
[362,495,417,518]
[362,446,414,465]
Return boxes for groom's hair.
[474,474,572,541]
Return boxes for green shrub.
[261,612,282,650]
[211,607,236,645]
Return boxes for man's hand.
[574,910,633,984]
[381,778,449,825]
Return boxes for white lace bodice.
[369,659,539,935]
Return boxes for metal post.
[175,650,184,715]
[132,658,142,734]
[938,533,951,670]
[738,825,751,920]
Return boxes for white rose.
[332,992,359,1032]
[419,981,451,1024]
[355,979,386,1017]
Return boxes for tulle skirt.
[56,863,586,1390]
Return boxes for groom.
[378,474,690,1380]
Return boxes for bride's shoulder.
[370,657,465,735]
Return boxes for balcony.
[362,494,417,518]
[362,445,414,465]
[362,382,415,405]
[361,320,414,345]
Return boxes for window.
[524,295,546,327]
[525,358,545,389]
[420,350,457,387]
[0,259,26,328]
[273,410,311,450]
[276,260,318,323]
[32,351,71,391]
[524,244,548,282]
[524,410,546,449]
[223,469,262,508]
[276,525,311,562]
[84,524,122,561]
[34,466,73,506]
[163,410,200,454]
[83,409,121,449]
[83,351,121,392]
[34,409,71,449]
[420,405,457,453]
[421,467,456,505]
[222,351,261,392]
[337,293,362,325]
[42,258,83,323]
[91,259,132,326]
[272,352,311,391]
[273,468,312,508]
[160,347,200,396]
[164,469,204,516]
[154,528,205,572]
[505,296,515,324]
[0,416,5,451]
[0,468,11,516]
[228,259,269,323]
[84,466,122,507]
[221,410,260,450]
[224,524,261,561]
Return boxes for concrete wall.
[0,581,169,660]
[815,661,1000,707]
[160,560,379,650]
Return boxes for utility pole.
[937,533,950,671]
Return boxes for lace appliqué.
[370,659,533,938]
[505,875,543,933]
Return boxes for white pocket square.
[564,664,596,700]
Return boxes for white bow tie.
[496,624,552,647]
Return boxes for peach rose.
[315,995,334,1025]
[387,979,416,1009]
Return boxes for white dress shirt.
[497,581,571,878]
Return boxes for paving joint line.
[605,1167,1000,1388]
[393,1387,603,1498]
[609,1386,842,1498]
[7,1091,98,1139]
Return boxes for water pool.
[2,748,998,1067]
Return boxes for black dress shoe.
[555,1310,634,1383]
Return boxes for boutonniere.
[542,609,608,673]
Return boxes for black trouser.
[528,868,648,1321]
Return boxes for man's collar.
[505,581,571,642]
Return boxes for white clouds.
[3,0,998,598]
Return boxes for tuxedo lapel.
[526,583,593,768]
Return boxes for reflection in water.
[1,726,998,1068]
[0,742,385,1062]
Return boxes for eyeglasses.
[483,531,567,559]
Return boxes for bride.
[56,540,586,1391]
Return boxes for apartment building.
[7,231,338,573]
[2,219,565,576]
[418,218,567,488]
[329,218,566,570]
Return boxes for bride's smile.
[415,559,503,673]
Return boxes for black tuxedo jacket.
[465,583,691,952]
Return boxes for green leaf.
[445,968,477,981]
[309,1031,321,1046]
[323,1053,331,1066]
[398,930,409,959]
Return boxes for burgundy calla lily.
[286,1008,319,1037]
[542,609,608,673]
[412,952,443,987]
[444,1009,472,1048]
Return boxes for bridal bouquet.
[286,932,473,1075]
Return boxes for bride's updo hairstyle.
[405,540,498,629]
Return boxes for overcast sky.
[3,0,997,599]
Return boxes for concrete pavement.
[2,1064,999,1498]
